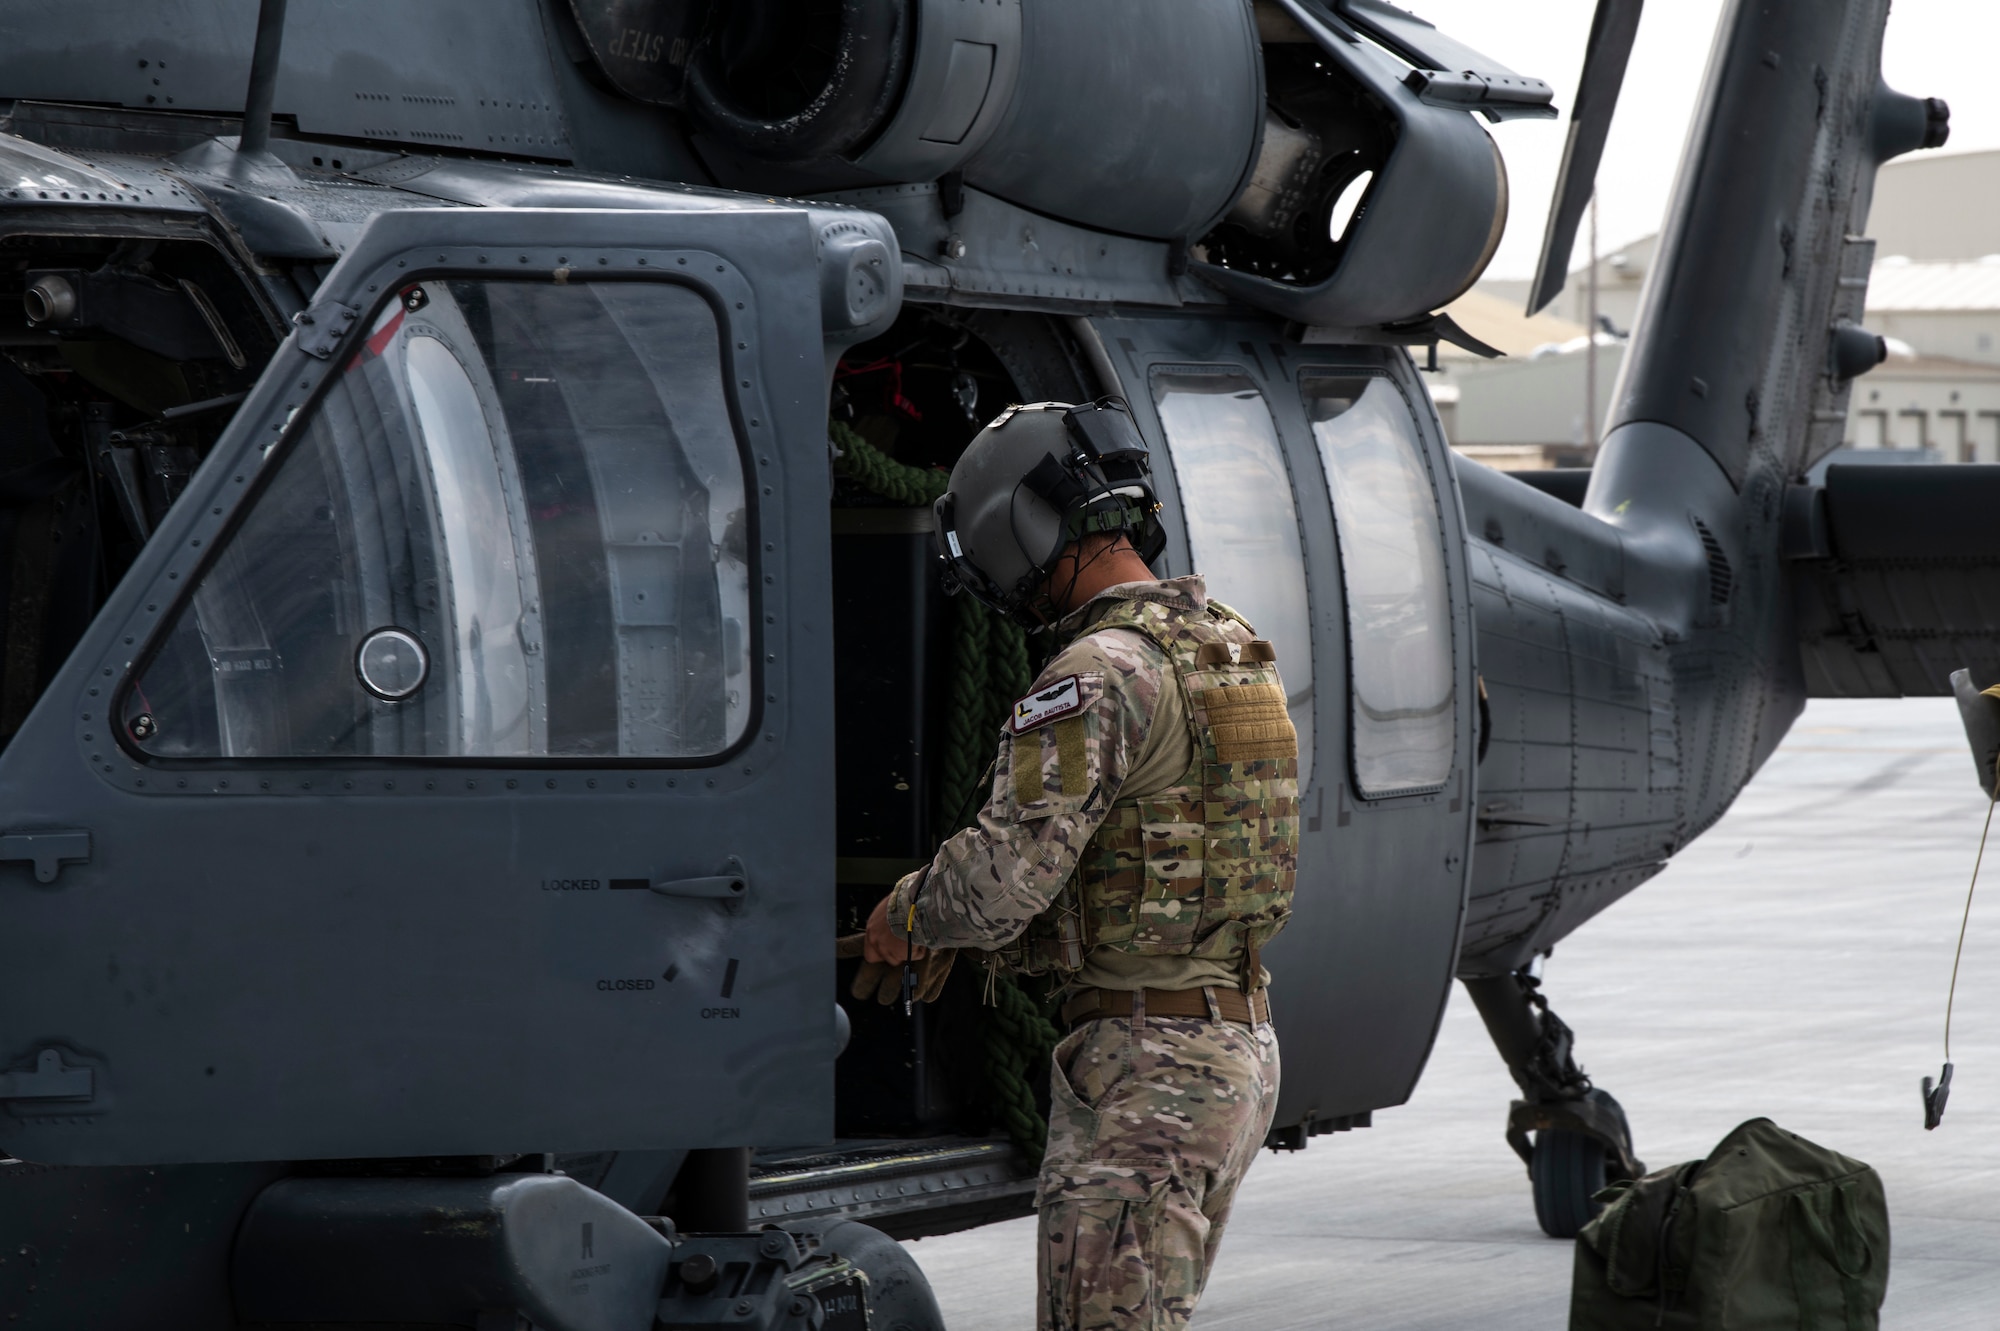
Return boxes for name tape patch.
[1012,675,1085,733]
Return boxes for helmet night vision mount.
[933,397,1166,625]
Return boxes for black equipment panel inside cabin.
[828,512,1011,1138]
[832,512,944,870]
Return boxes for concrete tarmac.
[903,697,2000,1327]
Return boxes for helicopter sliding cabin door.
[0,208,854,1165]
[1090,317,1475,1136]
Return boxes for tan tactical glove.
[836,932,956,1005]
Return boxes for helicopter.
[0,0,1969,1325]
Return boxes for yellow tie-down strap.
[1203,682,1298,763]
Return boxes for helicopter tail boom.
[1459,0,1943,974]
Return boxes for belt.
[1061,985,1271,1029]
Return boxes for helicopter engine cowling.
[685,0,1264,243]
[686,0,1024,183]
[1190,0,1512,330]
[685,0,916,162]
[682,0,1519,328]
[955,0,1265,241]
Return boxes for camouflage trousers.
[1036,1010,1281,1330]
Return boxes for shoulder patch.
[1012,674,1087,733]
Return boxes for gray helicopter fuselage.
[0,0,1960,1324]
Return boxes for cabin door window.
[1301,373,1453,797]
[125,279,752,762]
[1150,368,1315,788]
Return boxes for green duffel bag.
[1570,1117,1889,1330]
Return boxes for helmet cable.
[1927,777,1999,1129]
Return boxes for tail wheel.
[1530,1127,1608,1239]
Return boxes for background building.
[1477,232,1657,339]
[1439,148,2000,468]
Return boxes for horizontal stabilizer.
[1791,464,2000,696]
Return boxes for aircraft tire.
[802,1218,947,1331]
[1531,1127,1608,1239]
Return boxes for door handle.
[0,830,90,883]
[651,863,749,901]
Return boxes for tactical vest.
[998,595,1301,988]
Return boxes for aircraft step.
[749,1137,1036,1240]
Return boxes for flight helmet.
[933,397,1165,624]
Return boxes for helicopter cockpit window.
[1302,373,1453,797]
[127,279,752,762]
[1150,368,1315,788]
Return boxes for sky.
[1404,0,2000,280]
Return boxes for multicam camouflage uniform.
[1040,1008,1278,1329]
[888,574,1299,1330]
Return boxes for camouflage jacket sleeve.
[888,627,1173,951]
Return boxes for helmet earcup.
[941,406,1073,613]
[936,400,1164,621]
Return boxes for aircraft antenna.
[1585,191,1599,452]
[239,0,289,157]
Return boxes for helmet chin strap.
[1030,533,1128,629]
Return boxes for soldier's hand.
[912,948,956,1002]
[836,934,957,1005]
[864,893,926,964]
[836,930,890,1001]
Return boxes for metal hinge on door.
[0,829,90,883]
[293,300,359,358]
[0,1048,94,1101]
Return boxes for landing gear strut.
[1462,968,1644,1238]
